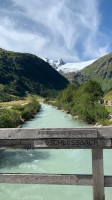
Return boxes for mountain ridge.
[71,52,112,92]
[0,48,69,99]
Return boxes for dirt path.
[0,98,44,106]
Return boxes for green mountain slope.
[0,48,69,98]
[72,53,112,92]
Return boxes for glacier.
[43,58,96,73]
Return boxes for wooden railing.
[0,127,112,200]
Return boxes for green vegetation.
[56,80,108,124]
[106,107,112,114]
[0,48,69,100]
[104,90,112,101]
[0,84,19,102]
[70,52,112,93]
[0,96,41,128]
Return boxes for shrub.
[0,109,21,128]
[56,81,109,124]
[0,96,41,127]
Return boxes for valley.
[0,48,112,127]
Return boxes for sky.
[0,0,112,62]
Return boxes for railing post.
[92,149,105,200]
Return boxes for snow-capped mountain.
[43,58,96,73]
[43,58,65,70]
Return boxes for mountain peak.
[43,58,65,70]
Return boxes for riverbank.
[44,100,88,123]
[45,99,112,126]
[50,82,112,126]
[22,102,89,128]
[0,97,41,128]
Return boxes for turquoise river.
[0,103,112,200]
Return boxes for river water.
[0,103,112,200]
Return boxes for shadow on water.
[33,107,44,119]
[0,150,50,169]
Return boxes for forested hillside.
[71,52,112,93]
[0,48,69,101]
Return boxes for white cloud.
[0,0,109,61]
[0,18,48,55]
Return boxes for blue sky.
[0,0,112,62]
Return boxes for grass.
[104,91,112,101]
[106,106,112,114]
[0,95,44,107]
